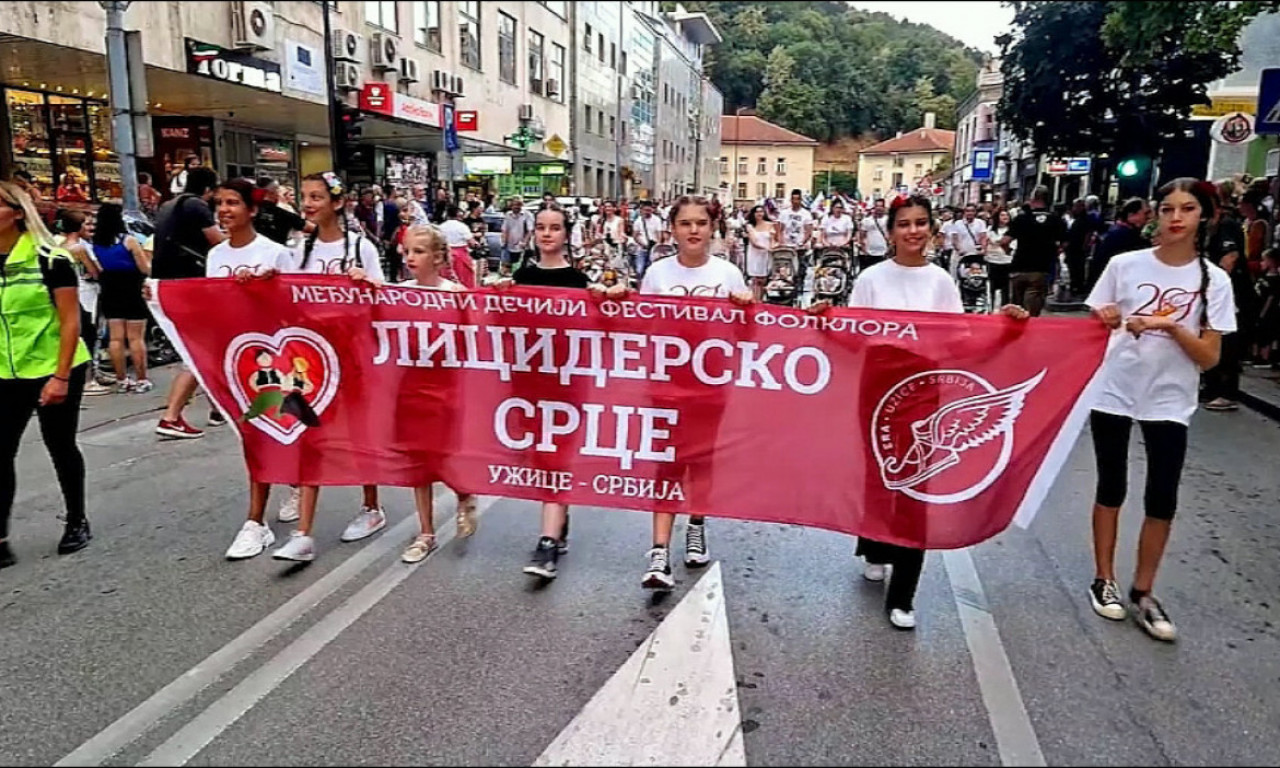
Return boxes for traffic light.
[338,104,364,143]
[1115,155,1153,198]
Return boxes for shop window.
[460,1,481,70]
[6,89,54,199]
[413,1,441,52]
[529,30,545,95]
[498,13,517,85]
[365,1,398,34]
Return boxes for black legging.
[80,308,99,363]
[856,538,925,612]
[0,365,88,539]
[1090,411,1188,521]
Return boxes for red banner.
[151,276,1109,550]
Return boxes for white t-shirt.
[849,259,964,314]
[640,254,748,299]
[821,215,854,246]
[860,215,891,256]
[291,232,386,281]
[949,217,988,256]
[632,214,667,249]
[400,277,462,291]
[205,234,294,278]
[439,219,473,248]
[777,207,813,247]
[1086,248,1236,425]
[986,226,1013,265]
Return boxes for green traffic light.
[1117,159,1140,178]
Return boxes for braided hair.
[298,172,363,272]
[1155,178,1217,331]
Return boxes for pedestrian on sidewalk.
[1083,178,1236,643]
[1001,186,1065,317]
[1202,182,1253,411]
[818,194,1027,630]
[394,225,478,565]
[0,181,94,568]
[92,203,153,395]
[55,209,111,396]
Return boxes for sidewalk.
[1240,365,1280,422]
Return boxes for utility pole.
[100,1,139,215]
[321,0,340,173]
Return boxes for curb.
[1239,388,1280,423]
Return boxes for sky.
[846,1,1015,54]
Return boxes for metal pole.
[321,0,340,172]
[101,1,139,215]
[614,5,624,200]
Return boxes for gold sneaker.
[455,496,478,538]
[401,534,437,564]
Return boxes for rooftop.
[720,114,818,146]
[859,127,956,155]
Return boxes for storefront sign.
[464,155,513,176]
[359,82,394,116]
[185,39,282,94]
[1191,96,1259,119]
[150,278,1111,550]
[971,148,993,180]
[456,110,479,131]
[1047,158,1091,176]
[359,83,441,128]
[545,134,567,158]
[443,103,459,152]
[538,164,566,176]
[285,40,325,98]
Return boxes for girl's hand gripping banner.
[151,276,1109,550]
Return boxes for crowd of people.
[1,158,1276,643]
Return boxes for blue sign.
[443,103,460,152]
[971,149,994,180]
[1258,68,1280,136]
[1067,157,1091,175]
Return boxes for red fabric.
[450,246,477,289]
[152,276,1110,549]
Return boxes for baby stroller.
[956,253,992,314]
[812,247,854,306]
[578,240,634,289]
[764,248,801,307]
[650,243,677,263]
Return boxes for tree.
[757,46,828,140]
[913,78,958,130]
[998,1,1280,158]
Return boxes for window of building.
[736,182,748,200]
[528,30,544,95]
[737,157,747,176]
[719,156,728,175]
[413,2,441,51]
[775,182,786,199]
[365,1,398,33]
[459,1,481,70]
[756,182,767,198]
[538,0,567,18]
[609,115,616,139]
[598,110,606,135]
[597,33,605,62]
[892,154,904,168]
[548,43,565,103]
[610,42,617,70]
[620,51,627,76]
[498,13,517,84]
[892,172,903,188]
[776,157,786,176]
[596,168,605,195]
[757,157,767,175]
[914,163,924,177]
[584,104,592,133]
[584,23,593,52]
[621,121,627,142]
[873,167,884,181]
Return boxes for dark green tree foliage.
[998,1,1280,158]
[678,1,984,140]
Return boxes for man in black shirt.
[253,177,312,246]
[1064,198,1102,299]
[1088,197,1150,292]
[1001,186,1065,317]
[379,184,402,282]
[150,167,225,439]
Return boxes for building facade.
[718,113,817,205]
[856,117,954,203]
[949,60,1003,206]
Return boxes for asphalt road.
[2,370,1279,767]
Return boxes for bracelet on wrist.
[51,374,69,383]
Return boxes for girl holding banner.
[1084,178,1235,643]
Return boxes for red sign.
[456,110,479,131]
[151,277,1109,550]
[359,82,394,116]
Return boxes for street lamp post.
[100,0,139,216]
[730,106,745,204]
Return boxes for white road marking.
[135,496,496,767]
[534,561,746,767]
[54,486,461,767]
[943,548,1046,768]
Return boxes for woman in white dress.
[745,204,775,300]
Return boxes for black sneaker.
[684,521,710,567]
[208,409,228,428]
[558,514,570,555]
[0,541,14,569]
[523,537,560,580]
[57,519,92,555]
[1132,593,1177,642]
[1089,578,1126,621]
[642,546,675,590]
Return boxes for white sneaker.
[889,608,916,630]
[225,520,276,560]
[864,562,888,582]
[276,487,301,524]
[272,531,316,562]
[340,505,387,542]
[133,378,155,394]
[84,380,113,396]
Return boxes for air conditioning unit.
[518,103,535,122]
[398,58,420,84]
[631,82,644,100]
[431,69,450,93]
[335,61,362,92]
[231,1,275,50]
[451,75,465,98]
[332,28,362,63]
[370,32,400,72]
[545,79,560,99]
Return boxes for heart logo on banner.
[221,328,341,445]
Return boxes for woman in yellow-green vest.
[0,181,93,568]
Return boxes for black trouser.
[1066,249,1087,297]
[1202,330,1242,401]
[0,365,88,540]
[79,309,99,366]
[986,262,1012,306]
[1089,411,1187,521]
[856,537,925,612]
